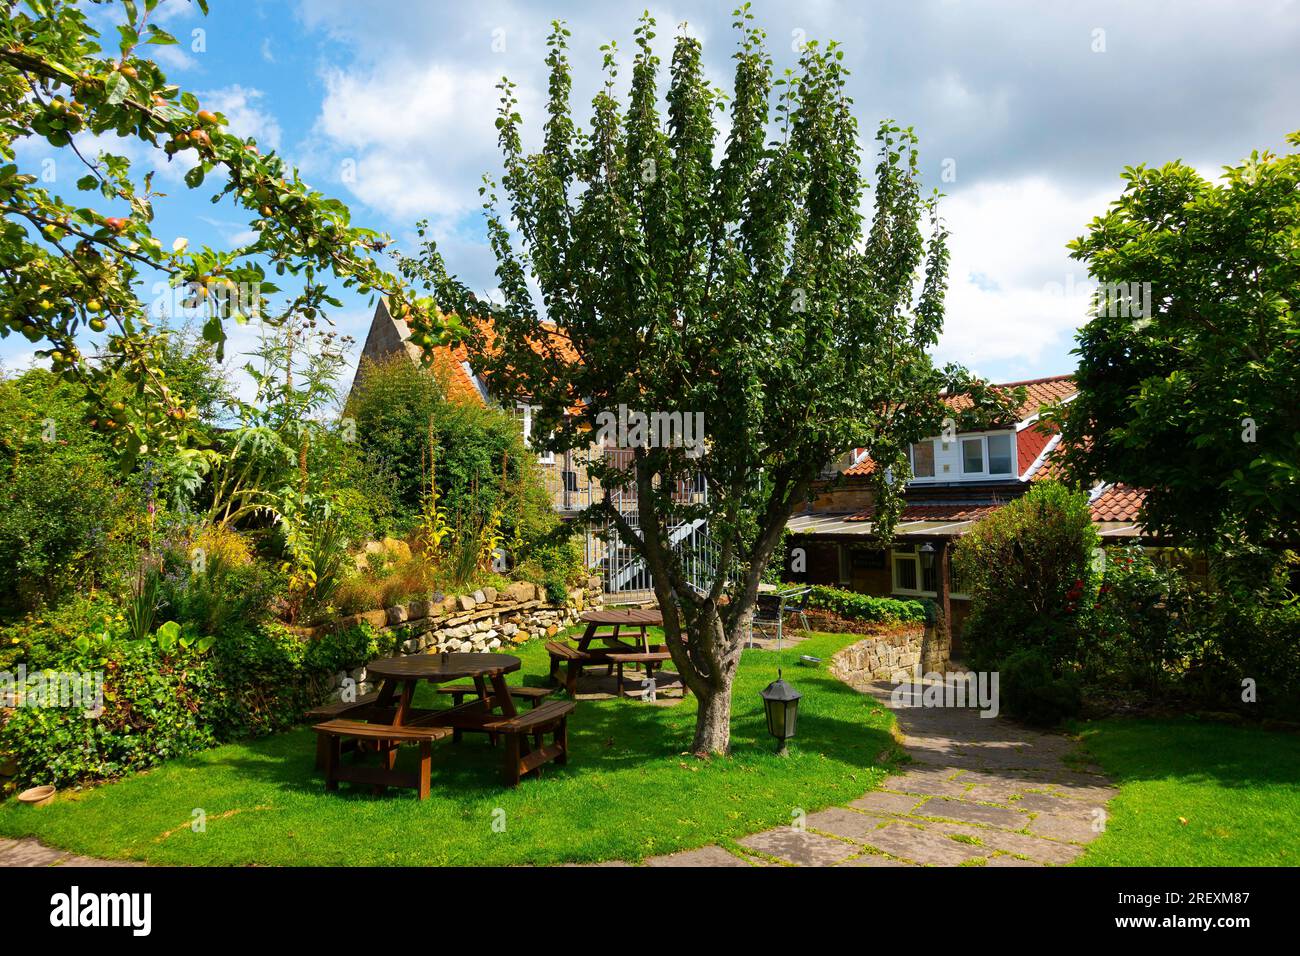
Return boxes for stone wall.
[829,623,949,686]
[306,578,603,701]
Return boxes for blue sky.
[7,0,1300,392]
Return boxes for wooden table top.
[579,608,663,626]
[366,653,521,681]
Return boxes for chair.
[783,587,812,633]
[749,592,786,647]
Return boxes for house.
[352,296,596,516]
[785,375,1149,646]
[351,298,711,596]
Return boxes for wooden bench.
[306,692,388,769]
[304,690,383,721]
[434,684,555,708]
[606,651,674,697]
[482,699,575,786]
[314,718,452,800]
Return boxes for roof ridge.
[990,373,1075,388]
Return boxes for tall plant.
[407,11,995,753]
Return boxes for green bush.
[998,647,1082,727]
[0,597,383,789]
[801,584,928,624]
[0,371,137,611]
[953,481,1099,670]
[1088,546,1195,690]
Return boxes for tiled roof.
[845,503,1004,522]
[1090,484,1146,522]
[943,374,1077,421]
[841,376,1076,479]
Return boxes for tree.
[0,0,449,463]
[411,10,990,754]
[1056,132,1300,545]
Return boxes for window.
[959,432,1015,478]
[515,404,555,464]
[987,433,1013,476]
[891,544,938,595]
[910,440,935,479]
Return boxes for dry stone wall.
[298,578,603,701]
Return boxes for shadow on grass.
[1072,715,1300,790]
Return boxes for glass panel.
[910,440,935,478]
[895,555,917,591]
[987,433,1013,475]
[961,437,985,474]
[921,552,938,593]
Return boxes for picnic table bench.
[547,608,665,696]
[605,650,675,698]
[311,653,575,796]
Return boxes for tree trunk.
[692,680,734,754]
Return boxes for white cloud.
[930,176,1119,376]
[197,85,282,151]
[311,61,540,221]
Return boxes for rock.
[482,586,498,604]
[487,638,502,650]
[386,605,408,626]
[475,619,493,632]
[360,609,388,629]
[457,594,476,612]
[407,599,432,620]
[546,624,558,637]
[505,581,536,603]
[511,632,529,644]
[501,622,518,637]
[472,589,486,605]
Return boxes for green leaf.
[104,72,129,106]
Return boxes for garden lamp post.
[760,670,802,755]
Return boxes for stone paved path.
[643,677,1117,867]
[0,835,142,867]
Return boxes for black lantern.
[760,669,802,755]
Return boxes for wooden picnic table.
[314,652,575,792]
[368,652,522,728]
[548,608,668,696]
[575,608,663,653]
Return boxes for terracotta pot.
[17,785,55,807]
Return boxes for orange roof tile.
[1090,484,1146,522]
[943,374,1076,421]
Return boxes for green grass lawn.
[1072,716,1300,866]
[0,631,899,865]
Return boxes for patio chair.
[749,592,786,647]
[783,587,812,633]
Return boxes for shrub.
[1087,546,1195,690]
[998,647,1082,727]
[801,584,928,624]
[0,598,383,790]
[953,481,1099,670]
[0,370,136,611]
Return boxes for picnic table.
[547,608,677,697]
[312,652,574,794]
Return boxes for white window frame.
[959,431,1015,479]
[517,403,555,464]
[891,545,937,596]
[909,440,936,479]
